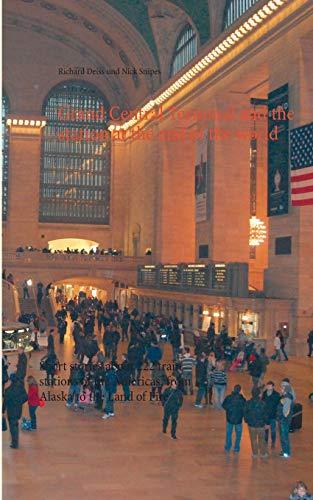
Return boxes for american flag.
[290,122,313,206]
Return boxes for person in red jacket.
[27,376,40,430]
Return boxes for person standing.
[244,387,268,458]
[58,317,67,344]
[181,347,195,396]
[47,329,55,353]
[162,379,183,439]
[37,281,44,308]
[3,374,28,448]
[102,364,118,419]
[259,347,269,385]
[118,354,132,402]
[222,384,246,453]
[277,382,294,458]
[211,360,227,409]
[16,346,27,382]
[262,381,280,449]
[206,352,216,406]
[289,481,313,500]
[248,354,263,389]
[27,375,40,430]
[194,353,208,408]
[307,330,313,357]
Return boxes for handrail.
[2,251,151,265]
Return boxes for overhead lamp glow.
[249,216,267,246]
[6,118,12,126]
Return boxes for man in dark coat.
[244,387,268,458]
[3,374,28,448]
[248,354,263,388]
[47,329,55,353]
[161,379,183,439]
[16,347,27,381]
[194,353,208,408]
[222,384,246,452]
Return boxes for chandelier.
[249,216,267,246]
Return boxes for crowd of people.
[14,246,123,256]
[2,294,312,497]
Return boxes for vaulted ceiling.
[3,0,222,113]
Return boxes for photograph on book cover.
[2,1,313,499]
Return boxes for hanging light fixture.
[249,216,267,246]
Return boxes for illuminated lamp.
[26,279,32,286]
[30,120,35,126]
[230,33,239,42]
[235,29,244,38]
[24,120,29,125]
[243,22,253,31]
[253,14,262,23]
[18,119,23,125]
[226,37,235,45]
[213,311,220,318]
[35,120,41,126]
[249,216,267,246]
[6,118,12,125]
[268,1,279,10]
[263,6,273,15]
[257,9,267,19]
[12,119,18,125]
[248,18,257,28]
[239,26,248,34]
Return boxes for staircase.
[41,296,56,327]
[18,297,38,316]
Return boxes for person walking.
[22,280,30,299]
[278,330,289,361]
[222,384,246,453]
[244,387,268,458]
[277,382,294,458]
[27,375,40,430]
[3,373,28,449]
[194,353,208,408]
[272,331,282,362]
[211,360,227,409]
[262,381,280,450]
[307,330,313,357]
[161,379,183,439]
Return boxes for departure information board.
[137,262,247,297]
[212,263,227,289]
[138,266,157,286]
[181,264,208,288]
[159,265,180,286]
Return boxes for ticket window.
[239,312,259,338]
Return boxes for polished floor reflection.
[3,332,313,500]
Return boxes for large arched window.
[223,0,260,29]
[40,81,110,224]
[2,92,10,220]
[171,24,197,77]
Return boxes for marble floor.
[3,332,313,500]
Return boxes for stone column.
[183,304,191,329]
[161,299,169,317]
[176,302,184,322]
[192,304,201,330]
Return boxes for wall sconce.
[213,311,220,318]
[6,118,46,127]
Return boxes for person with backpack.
[3,373,28,449]
[222,384,246,453]
[161,379,183,439]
